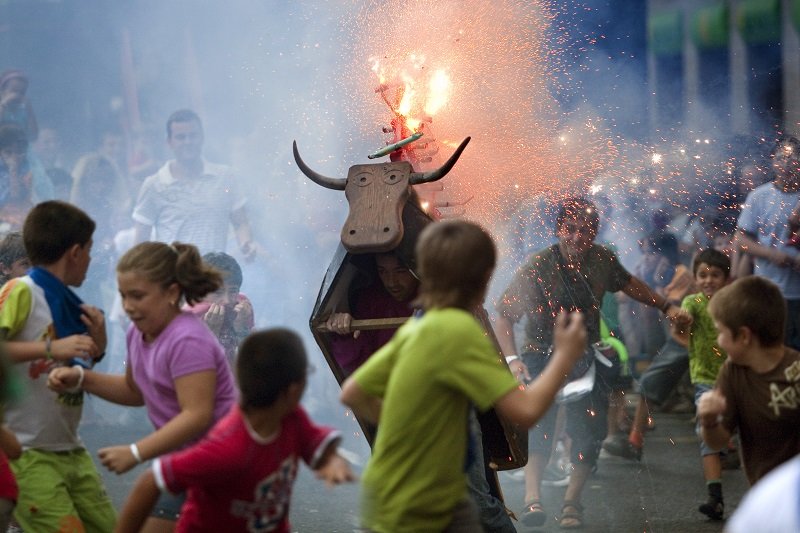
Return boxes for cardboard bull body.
[295,138,527,471]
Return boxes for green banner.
[736,0,782,44]
[649,10,683,56]
[691,4,729,49]
[792,0,800,34]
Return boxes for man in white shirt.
[132,109,255,259]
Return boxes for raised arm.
[621,276,681,320]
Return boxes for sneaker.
[698,498,724,520]
[602,434,642,461]
[542,463,570,487]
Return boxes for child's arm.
[48,363,144,406]
[313,440,357,487]
[0,426,21,460]
[697,389,731,452]
[494,314,532,382]
[494,312,586,428]
[99,370,217,474]
[3,334,99,363]
[114,469,161,533]
[669,308,692,347]
[340,379,382,424]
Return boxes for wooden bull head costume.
[296,137,527,473]
[292,137,470,253]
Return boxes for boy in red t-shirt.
[115,328,355,533]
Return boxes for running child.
[340,220,587,532]
[0,200,115,531]
[670,248,731,520]
[49,241,237,533]
[698,277,800,486]
[114,328,354,533]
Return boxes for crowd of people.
[0,60,799,533]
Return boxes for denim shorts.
[152,489,185,521]
[694,383,718,457]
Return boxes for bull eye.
[353,171,373,187]
[349,229,356,235]
[383,227,390,232]
[383,172,400,184]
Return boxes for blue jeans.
[522,351,610,467]
[466,410,516,533]
[637,337,689,406]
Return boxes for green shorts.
[10,448,116,533]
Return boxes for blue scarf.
[28,266,88,339]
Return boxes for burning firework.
[338,0,620,231]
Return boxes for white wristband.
[505,355,520,365]
[75,365,85,389]
[130,443,143,463]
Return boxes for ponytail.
[117,241,222,305]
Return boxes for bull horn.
[293,141,347,190]
[409,137,471,185]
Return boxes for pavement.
[80,395,748,532]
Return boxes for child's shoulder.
[420,308,478,332]
[682,292,708,309]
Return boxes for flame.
[370,56,451,131]
[424,69,451,116]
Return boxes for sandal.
[559,500,584,529]
[521,499,546,527]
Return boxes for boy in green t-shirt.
[340,220,587,533]
[671,248,731,520]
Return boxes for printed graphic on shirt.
[768,361,800,416]
[230,456,297,532]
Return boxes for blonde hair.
[117,242,222,305]
[415,220,496,310]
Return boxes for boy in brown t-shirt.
[698,276,800,487]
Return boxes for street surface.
[81,394,748,532]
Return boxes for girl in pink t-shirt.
[49,241,236,533]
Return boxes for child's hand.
[80,304,107,356]
[98,444,139,474]
[232,299,254,336]
[52,334,99,361]
[697,389,727,429]
[552,311,587,365]
[203,303,226,335]
[315,453,357,488]
[47,366,82,392]
[673,309,692,327]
